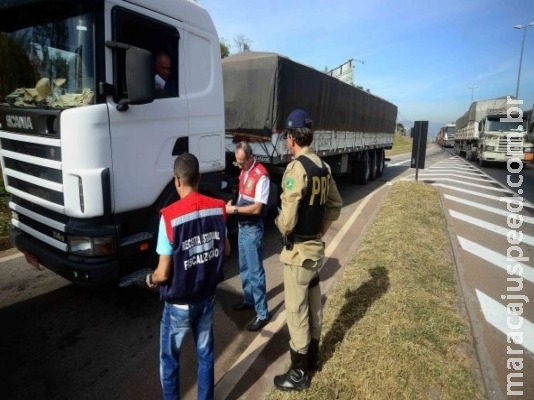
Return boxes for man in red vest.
[146,153,229,400]
[226,141,271,331]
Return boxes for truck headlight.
[68,235,114,256]
[485,145,495,152]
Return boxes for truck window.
[0,4,97,109]
[112,7,179,102]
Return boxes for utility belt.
[282,234,321,250]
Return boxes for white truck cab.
[0,0,226,284]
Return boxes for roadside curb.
[0,236,11,251]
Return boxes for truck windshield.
[486,117,525,132]
[445,127,455,134]
[0,9,95,109]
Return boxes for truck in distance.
[436,123,456,148]
[453,96,532,167]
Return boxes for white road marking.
[476,289,534,354]
[457,236,534,284]
[433,184,534,209]
[426,178,510,192]
[0,252,23,263]
[419,173,493,183]
[388,159,410,166]
[445,194,534,224]
[449,210,534,246]
[428,166,480,172]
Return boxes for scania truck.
[0,0,228,284]
[453,96,532,166]
[0,0,397,286]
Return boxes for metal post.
[516,26,527,99]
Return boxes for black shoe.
[274,349,310,391]
[246,314,270,331]
[232,301,254,311]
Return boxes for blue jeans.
[160,296,215,400]
[238,220,269,319]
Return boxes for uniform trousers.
[283,257,323,353]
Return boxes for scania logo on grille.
[5,115,34,130]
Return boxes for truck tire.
[368,150,377,181]
[350,151,370,185]
[376,149,385,177]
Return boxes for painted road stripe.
[445,194,534,225]
[449,210,534,246]
[388,159,410,166]
[429,165,479,172]
[476,289,534,354]
[428,178,509,192]
[0,252,23,263]
[419,173,493,183]
[433,184,534,209]
[406,177,510,193]
[457,236,534,284]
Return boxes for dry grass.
[266,181,485,400]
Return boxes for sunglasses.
[233,157,250,168]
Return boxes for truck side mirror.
[117,46,155,111]
[105,41,155,111]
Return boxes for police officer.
[274,109,342,391]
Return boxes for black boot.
[308,338,322,372]
[274,349,310,391]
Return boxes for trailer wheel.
[369,150,377,181]
[376,149,385,177]
[351,151,370,184]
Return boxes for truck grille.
[499,137,523,154]
[0,134,67,251]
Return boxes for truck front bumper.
[480,152,527,163]
[10,227,119,285]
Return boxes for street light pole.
[514,21,534,99]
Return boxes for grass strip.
[266,181,485,400]
[386,132,414,156]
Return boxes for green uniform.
[275,147,342,353]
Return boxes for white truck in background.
[454,96,532,166]
[436,123,455,148]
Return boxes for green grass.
[386,131,413,156]
[266,182,485,400]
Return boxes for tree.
[234,34,252,53]
[219,37,230,58]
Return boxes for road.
[1,144,531,399]
[405,146,534,400]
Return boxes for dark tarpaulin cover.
[222,52,397,138]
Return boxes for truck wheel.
[369,150,377,181]
[351,151,370,185]
[376,149,385,177]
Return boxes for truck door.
[105,3,188,214]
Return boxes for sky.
[199,0,534,135]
